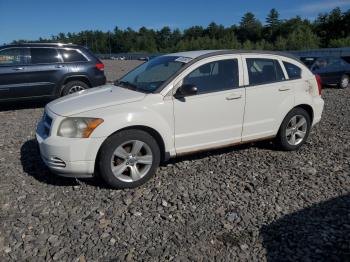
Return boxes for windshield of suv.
[115,56,188,93]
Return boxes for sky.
[1,0,350,44]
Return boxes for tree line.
[12,7,350,54]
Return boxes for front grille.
[43,112,52,137]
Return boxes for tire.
[276,108,311,151]
[338,74,349,89]
[61,80,89,96]
[98,129,160,189]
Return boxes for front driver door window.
[173,57,246,154]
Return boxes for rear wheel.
[276,108,311,151]
[62,80,89,96]
[98,130,160,189]
[339,74,349,89]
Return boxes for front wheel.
[98,130,160,189]
[276,108,311,151]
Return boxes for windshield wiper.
[114,80,152,93]
[114,80,138,91]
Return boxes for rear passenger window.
[60,49,87,62]
[30,48,60,64]
[183,59,239,94]
[283,62,302,79]
[0,48,27,65]
[246,58,285,85]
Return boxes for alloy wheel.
[285,115,308,146]
[68,85,85,94]
[110,140,153,183]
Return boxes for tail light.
[95,63,104,71]
[315,74,322,95]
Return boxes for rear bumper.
[91,74,106,87]
[312,96,324,126]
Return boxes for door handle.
[55,65,64,68]
[13,67,24,71]
[226,94,242,100]
[278,87,290,91]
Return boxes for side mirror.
[175,84,198,98]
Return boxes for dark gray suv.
[0,43,106,101]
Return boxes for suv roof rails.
[18,42,75,45]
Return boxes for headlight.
[57,118,103,138]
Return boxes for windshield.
[115,56,187,93]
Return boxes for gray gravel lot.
[102,60,143,82]
[0,61,349,261]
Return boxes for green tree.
[329,37,350,47]
[265,8,281,42]
[10,7,349,53]
[285,26,320,50]
[238,12,263,43]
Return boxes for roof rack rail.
[17,42,75,45]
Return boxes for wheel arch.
[277,104,314,136]
[294,104,314,123]
[95,125,168,172]
[60,75,92,95]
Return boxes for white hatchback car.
[36,50,324,188]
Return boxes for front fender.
[75,98,175,157]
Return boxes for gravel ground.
[102,60,143,82]
[0,61,349,261]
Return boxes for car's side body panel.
[280,56,324,126]
[170,54,245,154]
[241,54,295,141]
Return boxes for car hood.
[47,84,146,116]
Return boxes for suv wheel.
[99,130,160,189]
[339,74,349,89]
[62,81,89,96]
[276,108,311,151]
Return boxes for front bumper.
[36,118,105,178]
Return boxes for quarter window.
[30,48,60,64]
[183,59,239,94]
[283,62,302,79]
[246,58,285,85]
[60,49,87,62]
[0,48,26,65]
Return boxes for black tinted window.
[341,56,350,64]
[30,48,60,64]
[247,58,285,85]
[283,62,302,79]
[0,48,26,65]
[60,49,87,62]
[183,59,239,94]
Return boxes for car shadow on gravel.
[20,139,102,187]
[0,100,48,112]
[20,138,276,188]
[261,194,350,262]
